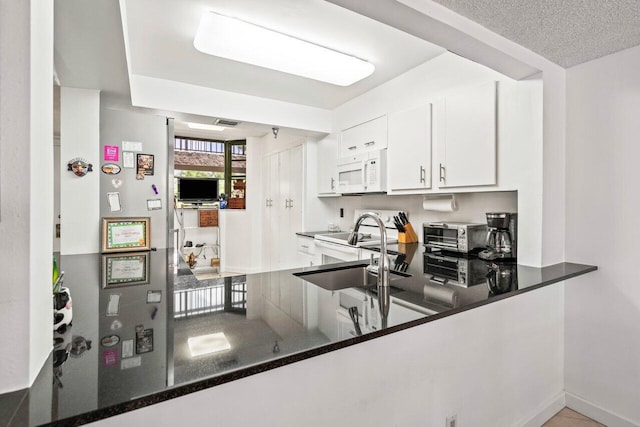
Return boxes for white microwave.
[337,149,387,194]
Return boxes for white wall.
[326,191,517,237]
[565,44,640,426]
[0,0,53,392]
[28,0,55,387]
[93,284,564,427]
[60,87,101,254]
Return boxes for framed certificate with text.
[102,252,150,288]
[101,217,151,253]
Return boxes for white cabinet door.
[435,81,497,188]
[263,153,281,271]
[339,115,387,158]
[317,134,339,195]
[262,145,304,271]
[388,104,432,191]
[285,146,304,269]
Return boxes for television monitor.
[177,178,219,204]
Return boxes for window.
[225,141,246,206]
[174,137,246,209]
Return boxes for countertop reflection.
[7,248,595,426]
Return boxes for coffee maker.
[479,212,517,261]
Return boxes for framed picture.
[102,252,150,288]
[137,153,154,176]
[102,217,151,253]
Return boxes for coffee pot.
[486,261,518,296]
[479,212,517,261]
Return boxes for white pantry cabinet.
[434,81,497,188]
[387,104,432,192]
[338,115,387,158]
[317,134,339,196]
[263,145,303,271]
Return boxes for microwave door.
[338,162,363,193]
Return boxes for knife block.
[398,223,419,243]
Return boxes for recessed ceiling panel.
[121,0,446,109]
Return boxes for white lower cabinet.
[435,81,497,188]
[387,104,432,192]
[297,236,321,267]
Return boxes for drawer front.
[297,236,316,255]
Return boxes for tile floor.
[543,407,605,427]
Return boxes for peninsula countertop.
[0,248,596,426]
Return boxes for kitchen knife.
[399,212,409,224]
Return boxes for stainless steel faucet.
[348,212,391,324]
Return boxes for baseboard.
[519,391,566,427]
[566,392,639,427]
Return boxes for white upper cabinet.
[387,104,432,192]
[317,134,339,196]
[435,81,497,188]
[338,115,387,158]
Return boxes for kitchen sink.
[293,263,405,291]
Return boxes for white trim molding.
[566,392,640,427]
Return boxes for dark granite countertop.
[1,249,596,426]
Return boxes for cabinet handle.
[289,198,294,208]
[285,199,289,208]
[266,199,269,207]
[364,141,375,146]
[439,163,446,183]
[331,177,335,190]
[348,145,357,150]
[420,166,425,184]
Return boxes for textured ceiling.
[432,0,640,67]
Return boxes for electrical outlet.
[446,414,457,427]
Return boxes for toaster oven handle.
[427,222,447,228]
[426,242,458,249]
[429,276,448,286]
[427,253,459,263]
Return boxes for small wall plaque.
[67,158,93,177]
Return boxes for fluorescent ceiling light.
[187,122,226,131]
[194,12,375,86]
[188,332,231,357]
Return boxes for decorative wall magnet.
[110,319,123,331]
[122,152,135,168]
[146,199,162,211]
[121,339,134,358]
[136,328,153,354]
[101,334,120,347]
[136,154,154,176]
[102,349,118,367]
[67,158,93,177]
[101,163,121,175]
[111,179,123,188]
[107,192,121,212]
[104,145,119,162]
